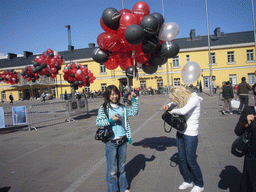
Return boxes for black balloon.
[125,66,138,79]
[32,67,38,73]
[55,63,61,70]
[46,73,51,77]
[159,41,180,58]
[102,7,120,30]
[140,15,159,36]
[79,81,83,85]
[71,73,75,78]
[142,36,159,54]
[0,77,3,81]
[92,48,109,63]
[150,55,167,66]
[125,25,145,45]
[86,82,90,86]
[151,12,164,33]
[32,78,35,82]
[142,63,158,74]
[40,62,47,68]
[85,76,89,80]
[33,62,39,67]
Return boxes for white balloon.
[181,61,201,85]
[77,69,81,74]
[159,22,179,42]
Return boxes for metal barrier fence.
[0,98,88,131]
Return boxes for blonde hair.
[169,86,192,108]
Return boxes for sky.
[0,0,255,56]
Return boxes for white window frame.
[186,55,190,62]
[100,63,106,73]
[247,50,254,61]
[140,81,146,89]
[248,73,255,85]
[173,56,179,67]
[229,74,237,86]
[211,53,216,64]
[227,51,235,63]
[101,83,107,92]
[84,87,90,92]
[174,78,180,86]
[157,80,163,88]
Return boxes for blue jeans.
[105,141,128,192]
[176,132,204,187]
[239,95,249,111]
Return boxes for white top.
[168,92,203,136]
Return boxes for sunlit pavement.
[0,90,254,192]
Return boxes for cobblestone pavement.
[0,90,254,192]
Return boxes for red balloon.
[97,32,121,52]
[50,74,56,78]
[105,56,119,70]
[50,68,57,74]
[47,48,53,54]
[100,17,117,34]
[120,57,133,71]
[132,1,150,22]
[119,9,132,17]
[119,13,138,34]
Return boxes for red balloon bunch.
[31,48,63,79]
[63,62,96,90]
[21,66,40,82]
[93,1,180,76]
[0,70,19,85]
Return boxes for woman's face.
[109,90,119,103]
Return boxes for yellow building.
[0,28,255,101]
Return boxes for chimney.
[7,53,17,60]
[68,45,74,52]
[23,51,33,58]
[89,43,95,48]
[214,27,221,37]
[190,29,196,40]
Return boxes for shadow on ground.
[132,136,177,151]
[126,154,155,189]
[218,165,241,192]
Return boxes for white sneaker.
[178,182,193,190]
[190,185,204,192]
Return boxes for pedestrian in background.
[222,81,234,115]
[252,82,256,105]
[237,77,251,113]
[163,86,204,192]
[212,80,217,94]
[96,85,138,192]
[41,92,46,102]
[234,104,256,191]
[9,93,14,104]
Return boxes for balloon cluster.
[93,1,180,77]
[0,70,19,85]
[22,48,64,82]
[63,62,96,90]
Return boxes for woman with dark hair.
[235,104,256,192]
[96,85,138,192]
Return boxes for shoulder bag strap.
[103,103,109,119]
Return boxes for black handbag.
[162,111,186,132]
[95,103,113,141]
[231,130,251,157]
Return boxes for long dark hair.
[104,85,121,106]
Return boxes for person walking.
[252,82,256,105]
[41,92,46,102]
[163,86,204,192]
[9,93,14,104]
[234,104,256,191]
[96,85,138,192]
[222,81,234,115]
[237,77,251,113]
[212,80,217,94]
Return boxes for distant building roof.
[0,29,254,69]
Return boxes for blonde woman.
[163,86,204,192]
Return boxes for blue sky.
[0,0,255,55]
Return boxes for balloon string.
[133,51,135,92]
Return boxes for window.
[84,87,90,92]
[140,81,146,89]
[51,87,56,97]
[173,56,179,67]
[174,78,180,86]
[83,64,88,68]
[1,91,6,101]
[101,83,107,92]
[247,50,254,61]
[229,74,237,85]
[248,73,255,85]
[157,80,163,88]
[227,51,235,63]
[100,63,106,73]
[211,53,216,64]
[186,55,190,62]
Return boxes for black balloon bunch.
[92,1,180,78]
[0,70,19,85]
[21,48,64,82]
[63,62,96,90]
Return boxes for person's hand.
[247,114,255,125]
[131,92,136,97]
[112,114,120,122]
[163,105,169,111]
